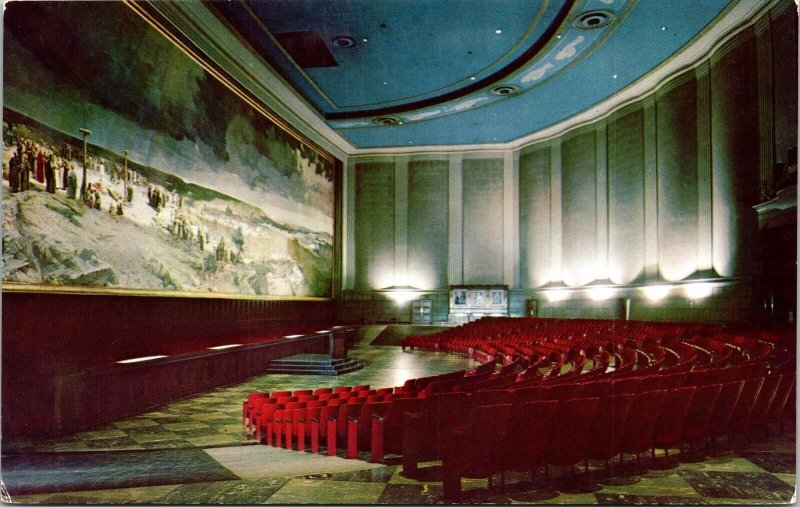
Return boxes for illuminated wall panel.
[711,35,760,277]
[561,131,597,286]
[657,77,699,281]
[519,146,552,287]
[462,158,504,284]
[407,159,449,289]
[354,161,395,289]
[608,108,646,284]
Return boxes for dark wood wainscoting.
[2,292,336,439]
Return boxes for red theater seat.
[370,397,426,462]
[546,397,600,471]
[442,403,513,503]
[652,386,695,459]
[401,391,469,477]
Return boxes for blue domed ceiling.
[211,0,736,149]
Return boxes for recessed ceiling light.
[373,116,403,126]
[573,11,615,30]
[331,35,356,48]
[495,29,502,34]
[383,81,388,85]
[362,37,369,42]
[613,74,617,79]
[470,76,476,80]
[490,84,520,96]
[661,26,666,31]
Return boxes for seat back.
[586,393,635,461]
[468,389,511,409]
[547,396,600,467]
[750,374,783,427]
[314,387,333,395]
[617,389,666,456]
[729,376,765,436]
[293,389,313,396]
[358,401,391,448]
[445,403,513,479]
[681,383,722,443]
[653,386,696,449]
[707,380,744,439]
[505,400,559,471]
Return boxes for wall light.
[284,334,304,339]
[546,289,570,302]
[207,344,242,351]
[643,285,671,301]
[684,283,713,300]
[117,355,168,364]
[383,285,419,305]
[587,287,615,301]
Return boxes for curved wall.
[341,0,797,324]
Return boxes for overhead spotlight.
[573,11,615,30]
[373,116,403,126]
[331,35,356,48]
[490,84,520,96]
[495,29,503,34]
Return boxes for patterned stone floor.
[2,326,796,504]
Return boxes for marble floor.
[2,326,796,504]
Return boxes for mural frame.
[2,0,341,301]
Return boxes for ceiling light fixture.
[573,11,615,30]
[495,29,503,34]
[373,116,403,126]
[331,35,356,48]
[490,84,520,96]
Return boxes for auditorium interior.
[1,0,798,504]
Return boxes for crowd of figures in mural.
[2,117,332,297]
[2,2,334,297]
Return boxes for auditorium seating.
[239,317,793,500]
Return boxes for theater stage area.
[1,326,795,505]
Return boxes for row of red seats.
[438,367,795,502]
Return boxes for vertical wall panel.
[608,108,645,284]
[711,35,760,277]
[462,158,504,284]
[657,76,699,281]
[448,154,464,284]
[561,131,597,286]
[595,124,609,280]
[519,146,552,287]
[394,157,409,284]
[771,5,799,169]
[354,161,395,289]
[643,99,659,278]
[504,151,520,287]
[550,144,563,282]
[696,65,714,273]
[407,159,449,289]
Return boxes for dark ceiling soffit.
[209,0,577,120]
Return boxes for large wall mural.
[2,2,336,298]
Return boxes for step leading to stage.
[264,354,364,376]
